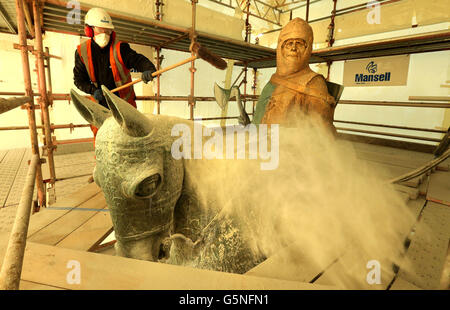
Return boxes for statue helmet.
[276,17,314,76]
[278,17,313,47]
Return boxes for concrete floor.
[0,146,95,234]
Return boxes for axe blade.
[214,82,232,110]
[232,86,250,126]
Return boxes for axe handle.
[111,55,198,93]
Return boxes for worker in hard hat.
[73,7,157,183]
[73,7,156,113]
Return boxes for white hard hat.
[85,8,114,29]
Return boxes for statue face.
[278,37,311,75]
[281,38,308,61]
[276,17,313,76]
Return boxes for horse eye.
[135,174,161,198]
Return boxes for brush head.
[191,42,227,70]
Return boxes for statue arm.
[252,82,277,125]
[307,75,337,133]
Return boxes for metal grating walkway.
[0,147,95,234]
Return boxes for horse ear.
[101,85,152,137]
[70,89,110,128]
[0,96,31,115]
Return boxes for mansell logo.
[100,17,110,24]
[366,61,377,73]
[355,61,391,84]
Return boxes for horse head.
[70,86,186,261]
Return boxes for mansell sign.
[355,61,391,83]
[343,55,410,87]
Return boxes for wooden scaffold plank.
[27,192,107,246]
[354,149,433,170]
[19,280,65,290]
[313,197,426,289]
[366,161,423,188]
[245,241,344,284]
[26,182,101,237]
[0,236,336,290]
[55,211,113,252]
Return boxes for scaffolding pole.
[0,123,91,131]
[306,0,310,22]
[189,0,197,121]
[243,63,248,115]
[156,47,161,114]
[245,0,251,43]
[33,0,56,187]
[252,68,258,115]
[326,0,338,80]
[155,0,163,21]
[45,47,53,108]
[242,1,251,114]
[34,57,46,140]
[155,0,162,115]
[0,154,39,290]
[14,0,46,208]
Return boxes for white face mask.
[94,33,110,48]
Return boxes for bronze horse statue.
[70,86,266,273]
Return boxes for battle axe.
[214,83,250,126]
[111,42,227,93]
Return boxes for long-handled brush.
[111,42,227,93]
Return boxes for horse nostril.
[135,174,161,198]
[158,243,166,260]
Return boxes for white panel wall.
[285,0,450,145]
[0,33,41,151]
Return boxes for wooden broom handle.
[111,55,198,93]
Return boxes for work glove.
[93,89,106,106]
[142,69,156,84]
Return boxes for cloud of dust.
[182,116,417,289]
